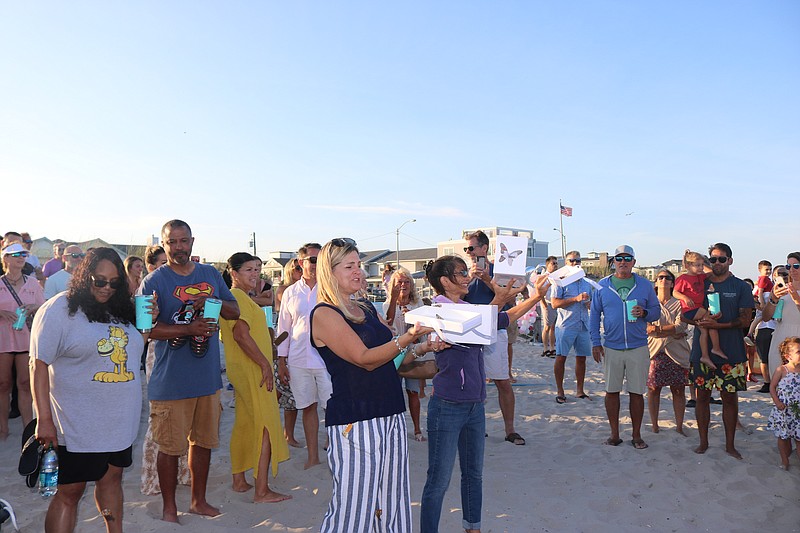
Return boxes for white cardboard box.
[406,304,498,345]
[492,235,529,288]
[548,265,585,287]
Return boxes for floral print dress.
[766,368,800,440]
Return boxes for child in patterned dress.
[767,336,800,470]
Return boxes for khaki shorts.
[150,391,222,455]
[289,366,333,410]
[603,345,650,395]
[484,330,510,380]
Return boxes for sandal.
[631,439,648,450]
[555,395,567,404]
[504,432,525,445]
[414,432,426,442]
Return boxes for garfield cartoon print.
[93,325,135,382]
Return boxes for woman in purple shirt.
[420,255,549,533]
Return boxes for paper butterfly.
[498,243,523,266]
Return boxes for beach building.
[437,226,550,271]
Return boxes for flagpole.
[559,199,566,259]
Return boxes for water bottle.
[12,306,27,331]
[39,446,58,498]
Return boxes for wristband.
[769,298,779,305]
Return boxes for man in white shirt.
[43,245,85,299]
[277,242,332,469]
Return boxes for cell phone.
[477,256,487,270]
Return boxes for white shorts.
[289,366,333,410]
[484,329,510,381]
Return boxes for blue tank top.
[310,303,405,426]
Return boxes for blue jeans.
[420,396,485,532]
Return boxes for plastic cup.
[203,298,223,323]
[774,299,785,320]
[135,295,154,332]
[707,293,720,315]
[625,299,638,322]
[263,306,274,328]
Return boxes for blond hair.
[281,258,300,286]
[683,249,705,270]
[387,267,419,305]
[316,240,368,323]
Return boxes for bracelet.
[393,335,404,353]
[769,298,779,305]
[410,344,421,359]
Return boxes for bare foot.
[161,510,179,523]
[509,373,517,383]
[254,490,293,503]
[189,502,220,517]
[286,438,303,448]
[725,447,743,460]
[699,356,717,371]
[694,444,708,454]
[232,480,253,493]
[675,428,687,437]
[304,458,321,470]
[711,349,728,360]
[651,425,660,433]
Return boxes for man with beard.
[140,220,239,523]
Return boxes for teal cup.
[707,293,720,315]
[774,299,785,320]
[135,295,154,332]
[203,298,223,323]
[263,306,274,328]
[625,299,638,322]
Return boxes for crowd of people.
[2,225,799,532]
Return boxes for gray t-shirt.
[30,294,143,452]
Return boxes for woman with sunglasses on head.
[763,252,800,382]
[646,269,690,435]
[220,252,290,502]
[420,255,550,533]
[30,247,157,533]
[0,243,45,440]
[311,238,436,532]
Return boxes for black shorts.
[56,445,133,485]
[755,328,773,363]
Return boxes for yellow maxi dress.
[220,288,290,477]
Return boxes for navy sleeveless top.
[310,302,405,426]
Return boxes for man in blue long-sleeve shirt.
[590,245,660,449]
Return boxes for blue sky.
[2,2,798,276]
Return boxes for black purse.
[19,419,43,488]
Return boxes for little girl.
[767,336,800,470]
[673,250,728,369]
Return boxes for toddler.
[673,250,728,369]
[766,336,800,470]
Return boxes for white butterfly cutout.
[498,243,523,266]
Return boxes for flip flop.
[604,437,623,446]
[504,432,525,445]
[631,439,648,450]
[555,395,567,404]
[577,394,593,401]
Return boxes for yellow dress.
[220,289,289,477]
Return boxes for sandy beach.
[2,339,798,532]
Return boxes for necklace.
[3,273,23,284]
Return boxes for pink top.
[673,273,705,313]
[0,274,45,352]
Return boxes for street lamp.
[396,219,416,268]
[553,228,566,259]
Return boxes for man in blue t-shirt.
[140,220,239,523]
[463,230,524,445]
[684,242,753,460]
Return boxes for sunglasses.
[656,276,673,281]
[784,263,800,270]
[22,239,33,244]
[567,259,582,264]
[331,237,357,248]
[301,256,318,264]
[454,270,469,278]
[708,256,728,264]
[6,252,29,258]
[67,253,86,259]
[613,255,634,263]
[91,276,125,289]
[293,265,302,272]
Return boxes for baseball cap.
[613,245,635,258]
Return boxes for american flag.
[560,204,573,217]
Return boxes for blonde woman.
[273,257,302,447]
[310,238,437,532]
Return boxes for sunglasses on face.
[331,237,357,247]
[91,276,125,289]
[454,270,469,278]
[6,252,29,258]
[708,256,728,264]
[785,263,800,270]
[293,266,302,272]
[66,253,86,259]
[613,255,633,263]
[22,240,33,244]
[567,258,582,264]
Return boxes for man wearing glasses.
[277,242,332,468]
[463,230,525,445]
[551,251,594,404]
[590,245,660,449]
[43,245,84,299]
[42,240,67,278]
[683,243,753,459]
